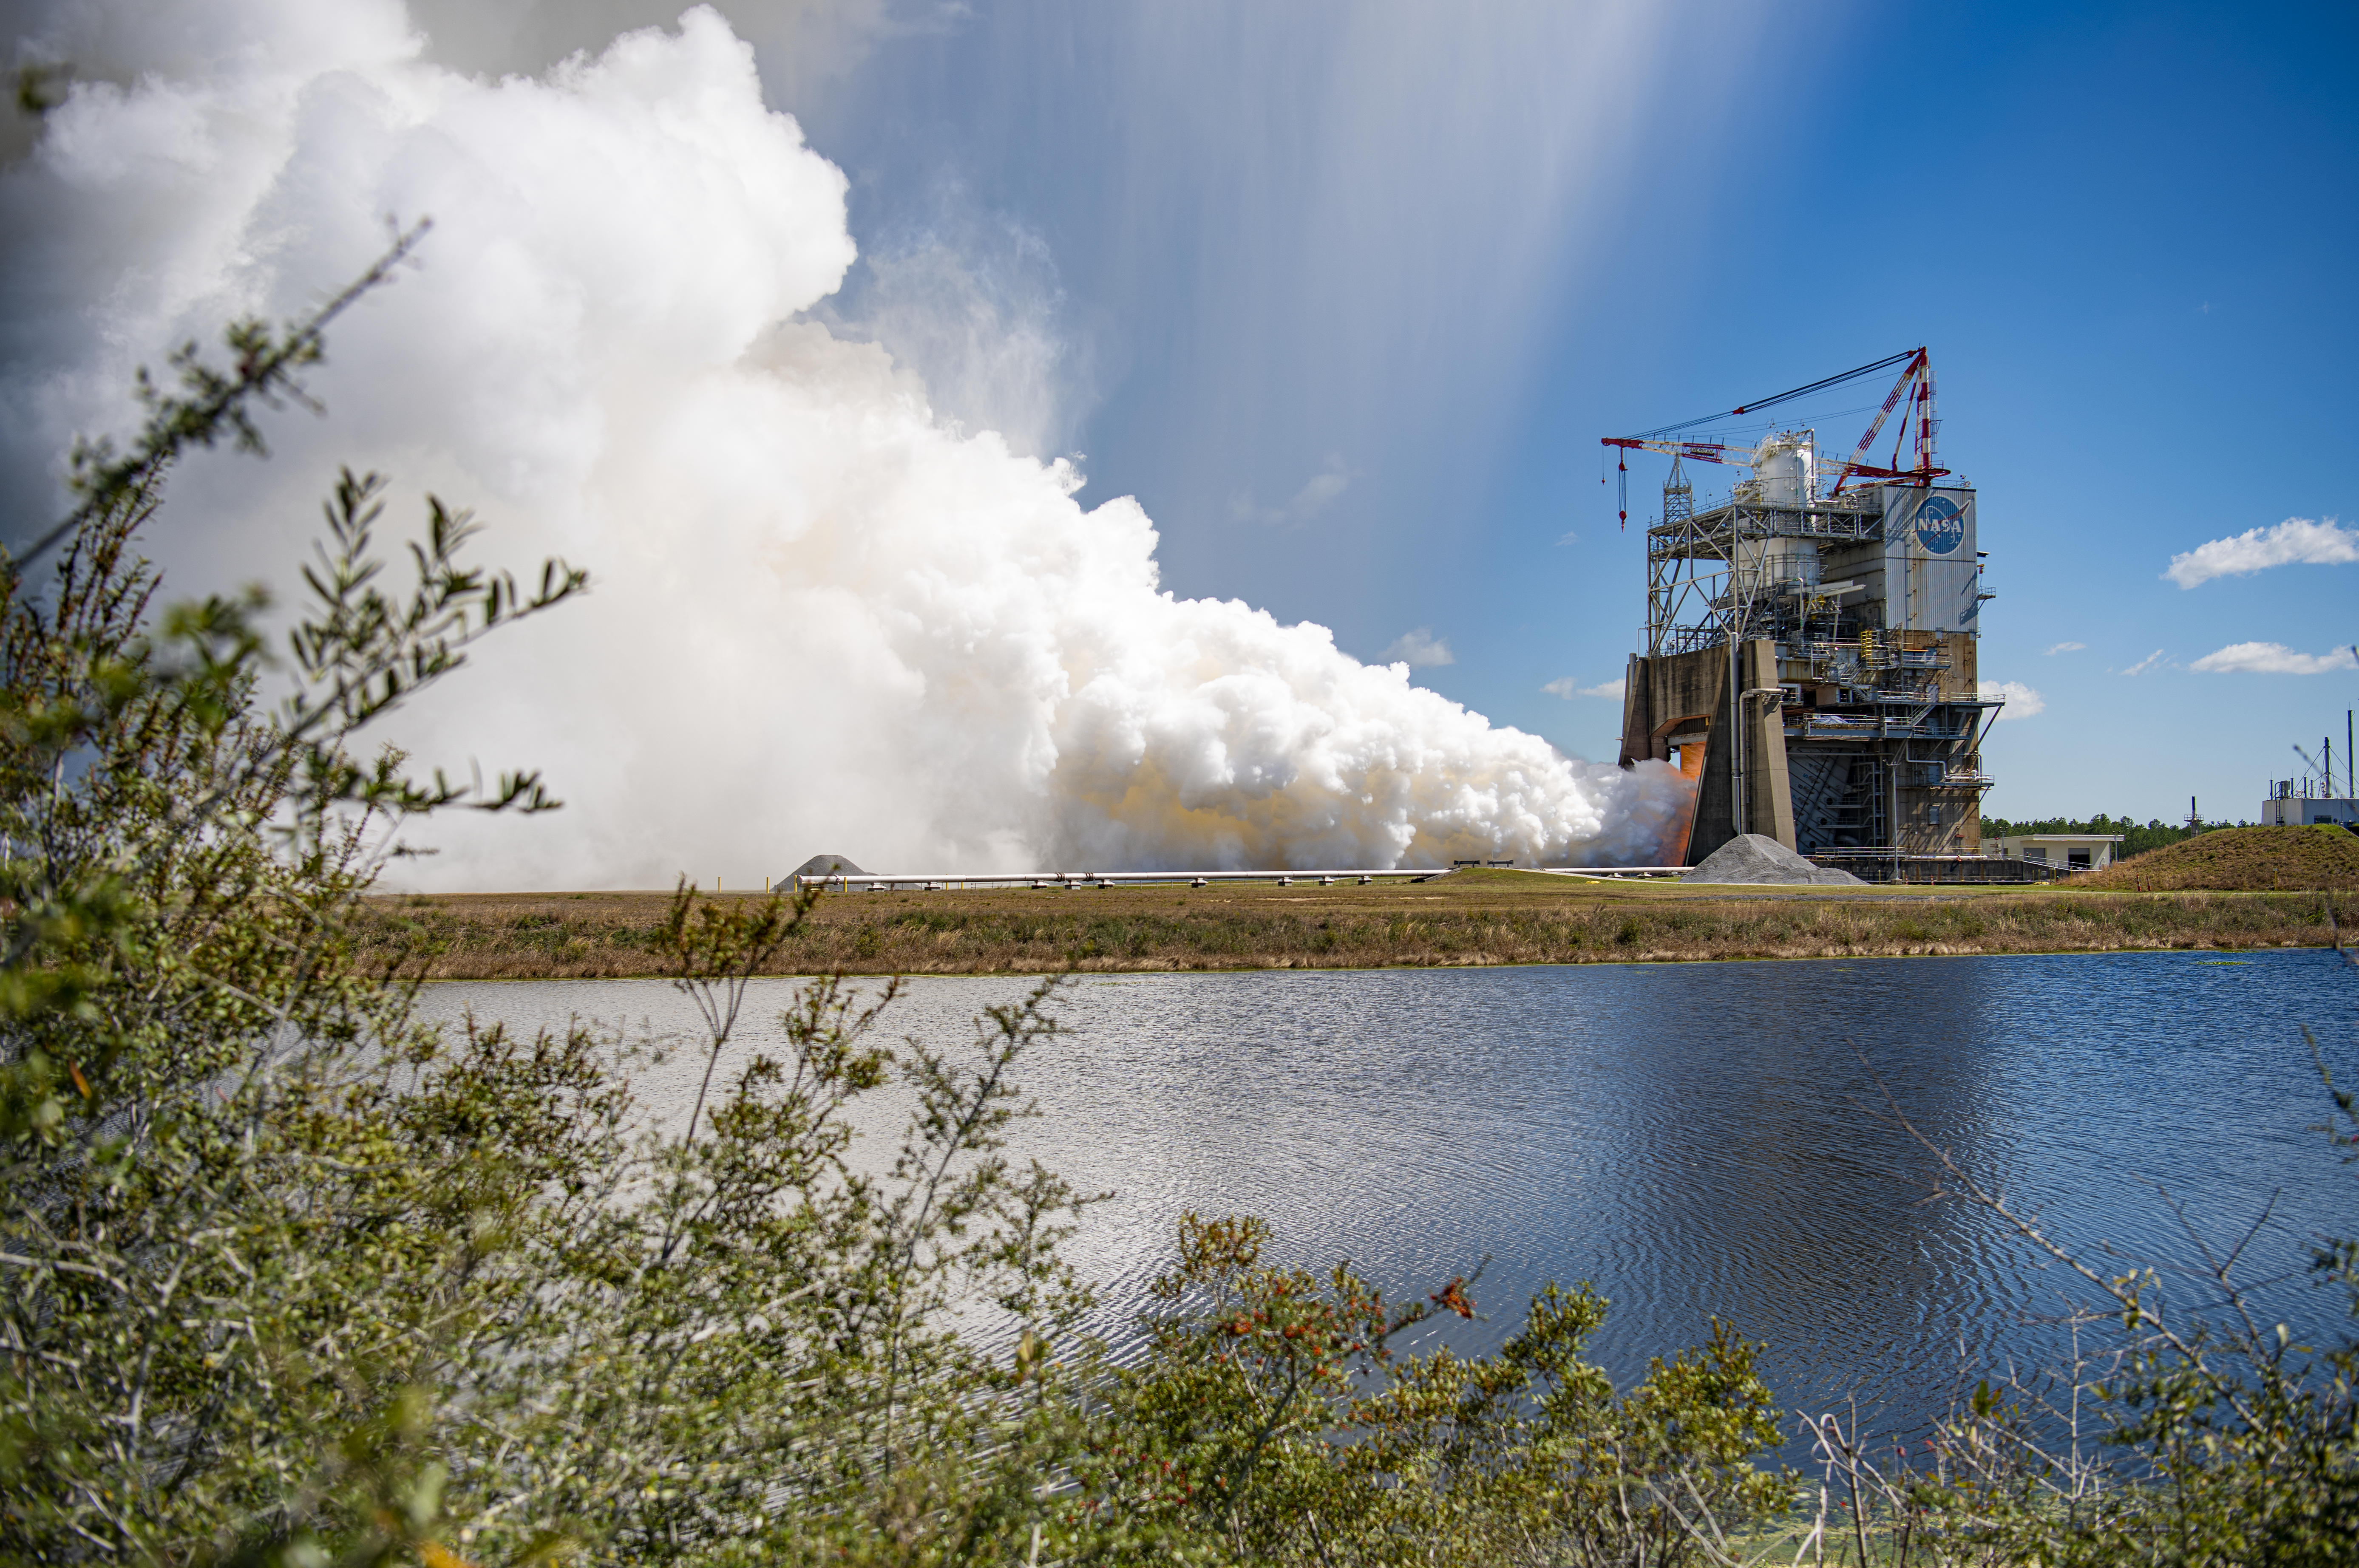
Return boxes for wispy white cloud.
[1978,680,2045,719]
[2164,516,2359,588]
[2120,649,2169,676]
[1544,676,1624,700]
[2189,641,2359,675]
[2043,641,2084,655]
[1289,457,1352,516]
[1554,529,1580,547]
[1231,453,1355,525]
[1382,628,1455,667]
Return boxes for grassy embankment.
[359,827,2358,978]
[2079,820,2359,891]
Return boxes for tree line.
[1981,814,2240,859]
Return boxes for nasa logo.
[1914,495,1965,555]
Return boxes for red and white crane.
[1600,348,1948,528]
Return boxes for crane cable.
[1637,348,1922,439]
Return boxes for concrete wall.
[1738,638,1796,852]
[1620,640,1795,863]
[1619,646,1719,769]
[1619,645,1728,864]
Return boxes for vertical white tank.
[1734,430,1819,597]
[1752,431,1814,508]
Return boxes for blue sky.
[709,0,2354,824]
[750,0,2340,825]
[45,0,2359,832]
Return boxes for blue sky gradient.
[58,0,2357,827]
[760,0,2359,822]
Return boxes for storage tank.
[1752,431,1813,508]
[1733,431,1820,596]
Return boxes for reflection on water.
[414,950,2357,1442]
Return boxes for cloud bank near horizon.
[2189,642,2359,676]
[1,0,1692,887]
[1977,680,2046,719]
[2165,516,2359,588]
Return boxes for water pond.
[416,949,2359,1442]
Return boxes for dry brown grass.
[353,868,2346,979]
[2081,823,2359,892]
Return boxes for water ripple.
[416,950,2358,1447]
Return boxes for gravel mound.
[790,853,866,879]
[1680,833,1863,886]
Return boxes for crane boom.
[1597,348,1948,527]
[1823,348,1944,497]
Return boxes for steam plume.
[2,2,1690,886]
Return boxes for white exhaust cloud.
[1,1,1693,886]
[809,195,1087,463]
[2164,516,2359,588]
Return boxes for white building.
[2260,791,2359,828]
[1988,833,2124,872]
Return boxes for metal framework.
[1604,348,1947,528]
[1642,461,1885,659]
[1604,351,2001,874]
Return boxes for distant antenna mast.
[2295,742,2327,797]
